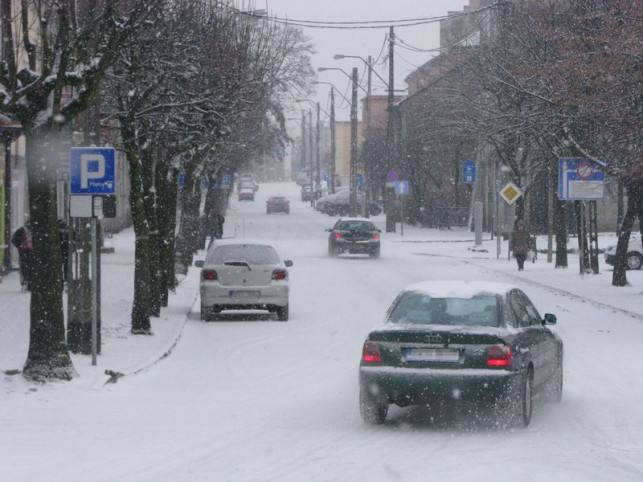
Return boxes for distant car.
[296,172,309,186]
[604,233,642,270]
[315,189,348,213]
[301,185,315,202]
[195,239,293,321]
[359,281,563,427]
[238,188,255,201]
[321,190,382,216]
[327,218,381,258]
[266,196,290,214]
[237,174,258,192]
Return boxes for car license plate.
[406,348,460,363]
[229,290,260,298]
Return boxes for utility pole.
[300,112,306,172]
[350,67,358,217]
[308,109,314,205]
[362,55,373,218]
[315,102,321,198]
[385,26,396,232]
[330,89,336,194]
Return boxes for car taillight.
[334,233,342,239]
[362,341,381,363]
[202,269,218,281]
[486,345,512,367]
[372,234,380,240]
[272,269,288,280]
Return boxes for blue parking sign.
[70,147,116,195]
[462,159,476,184]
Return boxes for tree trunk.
[22,129,76,381]
[554,199,568,268]
[156,161,178,307]
[175,168,201,272]
[141,149,161,318]
[612,179,642,286]
[128,153,153,334]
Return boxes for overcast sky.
[258,0,471,122]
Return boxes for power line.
[213,1,500,30]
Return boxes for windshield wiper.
[224,261,252,271]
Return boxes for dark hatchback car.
[266,196,290,214]
[359,281,563,428]
[327,218,381,258]
[323,190,382,216]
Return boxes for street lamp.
[334,54,390,90]
[317,67,369,95]
[312,81,351,105]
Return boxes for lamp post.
[349,67,359,217]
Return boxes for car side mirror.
[194,260,204,268]
[543,313,557,325]
[285,260,293,267]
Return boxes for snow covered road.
[2,181,642,482]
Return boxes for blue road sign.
[395,180,409,195]
[355,173,365,188]
[558,158,605,200]
[70,147,116,195]
[462,159,476,184]
[221,175,232,189]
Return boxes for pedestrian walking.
[11,222,34,291]
[509,220,532,271]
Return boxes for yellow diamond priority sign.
[500,182,522,205]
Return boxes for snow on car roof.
[211,237,279,248]
[337,217,375,223]
[402,280,516,298]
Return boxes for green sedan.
[359,281,563,428]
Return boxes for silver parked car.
[195,239,293,321]
[604,233,642,270]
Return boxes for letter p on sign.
[81,154,105,189]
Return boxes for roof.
[402,280,516,298]
[209,237,279,248]
[337,217,376,223]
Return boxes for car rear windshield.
[210,244,280,265]
[387,292,500,327]
[339,221,376,231]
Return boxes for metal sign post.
[395,181,409,236]
[69,148,115,365]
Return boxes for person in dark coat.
[11,223,34,291]
[509,220,532,271]
[206,212,225,249]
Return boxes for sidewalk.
[0,228,201,389]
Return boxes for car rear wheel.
[201,304,217,322]
[520,369,534,427]
[328,244,337,257]
[627,252,643,270]
[360,388,388,424]
[276,304,289,321]
[370,248,380,259]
